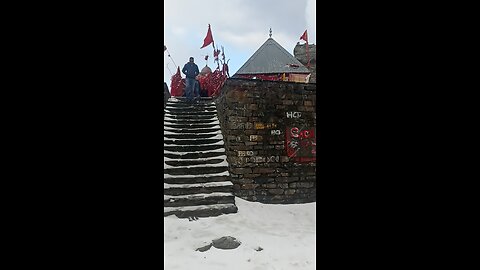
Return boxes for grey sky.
[164,0,316,83]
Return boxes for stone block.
[278,183,289,189]
[297,182,314,188]
[254,177,274,184]
[284,189,296,195]
[231,168,252,174]
[242,184,259,189]
[253,167,275,174]
[268,189,284,195]
[276,176,299,183]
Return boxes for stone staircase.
[163,97,238,218]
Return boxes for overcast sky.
[164,0,316,84]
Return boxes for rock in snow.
[196,236,241,252]
[196,243,213,252]
[212,236,241,250]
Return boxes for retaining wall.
[215,78,317,203]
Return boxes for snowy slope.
[164,197,316,270]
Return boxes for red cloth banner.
[200,24,214,49]
[170,67,184,97]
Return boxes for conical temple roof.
[234,38,310,75]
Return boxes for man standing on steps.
[182,57,199,103]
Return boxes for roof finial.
[269,28,272,38]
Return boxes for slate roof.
[234,38,310,75]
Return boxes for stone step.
[165,158,225,167]
[166,98,214,103]
[165,106,217,112]
[163,133,222,140]
[163,183,234,196]
[164,193,235,207]
[164,111,218,116]
[164,114,217,120]
[164,128,221,134]
[166,99,215,104]
[163,144,225,153]
[164,166,228,176]
[165,105,216,111]
[163,161,228,169]
[164,151,226,159]
[168,97,213,102]
[164,203,238,218]
[164,123,220,129]
[164,118,218,124]
[164,138,223,146]
[164,95,236,219]
[163,175,230,184]
[164,131,222,137]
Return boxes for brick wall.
[215,78,316,204]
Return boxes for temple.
[232,37,311,83]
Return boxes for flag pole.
[165,48,177,69]
[300,30,310,68]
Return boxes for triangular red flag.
[300,30,308,43]
[170,67,184,97]
[201,24,214,49]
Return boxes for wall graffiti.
[233,156,280,165]
[285,127,316,162]
[250,135,263,141]
[255,122,278,130]
[237,150,257,157]
[286,112,301,118]
[271,130,282,135]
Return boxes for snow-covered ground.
[164,197,316,270]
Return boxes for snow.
[163,147,225,154]
[163,155,227,161]
[165,109,217,113]
[163,134,224,141]
[164,125,221,131]
[164,140,225,147]
[164,203,235,214]
[164,181,233,189]
[164,197,316,270]
[164,117,218,122]
[164,192,233,200]
[164,170,230,179]
[164,113,216,118]
[164,161,229,169]
[163,130,222,135]
[164,120,220,125]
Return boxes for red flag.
[300,30,308,43]
[170,67,184,97]
[200,24,214,49]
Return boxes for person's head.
[189,57,194,63]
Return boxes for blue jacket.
[182,62,199,79]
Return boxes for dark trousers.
[185,78,196,102]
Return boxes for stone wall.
[294,43,316,83]
[215,78,316,204]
